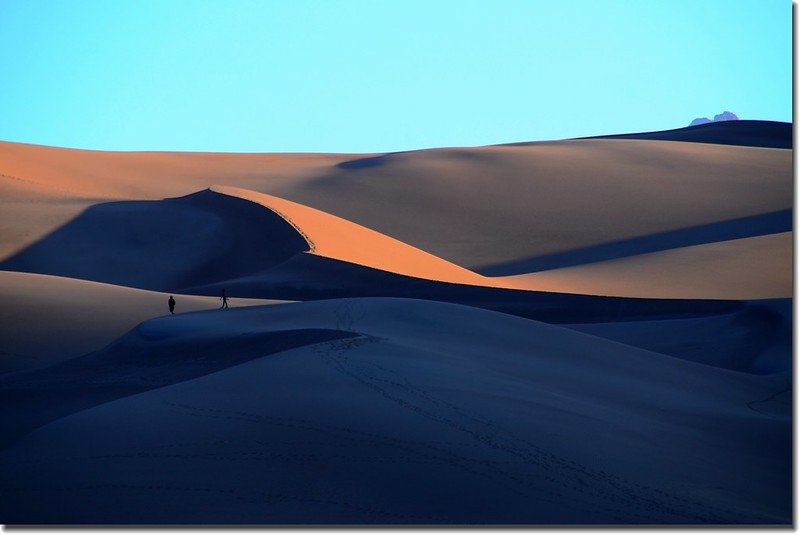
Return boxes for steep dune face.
[211,185,501,287]
[0,299,789,523]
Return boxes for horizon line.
[0,119,790,155]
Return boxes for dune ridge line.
[209,184,528,290]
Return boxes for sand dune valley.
[0,120,792,524]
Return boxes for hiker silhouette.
[220,288,229,309]
[168,295,175,314]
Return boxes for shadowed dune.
[565,298,791,374]
[581,120,792,149]
[0,189,310,291]
[0,271,286,373]
[187,256,792,374]
[0,323,356,452]
[0,298,789,523]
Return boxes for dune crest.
[211,185,526,289]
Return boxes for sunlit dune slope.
[211,185,509,288]
[503,232,792,299]
[0,142,354,260]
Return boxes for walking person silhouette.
[168,295,176,315]
[220,288,229,309]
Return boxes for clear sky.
[0,0,791,153]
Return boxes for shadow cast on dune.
[0,325,358,451]
[0,189,310,291]
[477,209,792,275]
[336,154,394,169]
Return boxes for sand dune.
[0,189,312,291]
[0,298,789,523]
[0,178,790,299]
[0,185,519,292]
[564,298,790,374]
[271,138,791,270]
[506,232,792,299]
[0,121,792,525]
[1,122,791,273]
[0,142,353,261]
[479,209,791,275]
[584,119,792,149]
[0,271,284,373]
[211,185,503,287]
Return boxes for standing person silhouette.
[220,288,229,309]
[168,295,176,315]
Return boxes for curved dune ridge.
[211,185,525,289]
[0,189,312,291]
[0,184,533,291]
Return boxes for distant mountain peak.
[690,111,739,126]
[713,111,739,121]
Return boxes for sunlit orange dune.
[0,141,357,260]
[211,185,529,290]
[0,141,356,200]
[503,232,792,299]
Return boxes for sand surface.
[504,232,792,299]
[0,298,789,523]
[0,121,791,524]
[0,271,285,373]
[1,122,791,281]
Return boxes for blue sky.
[0,0,791,153]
